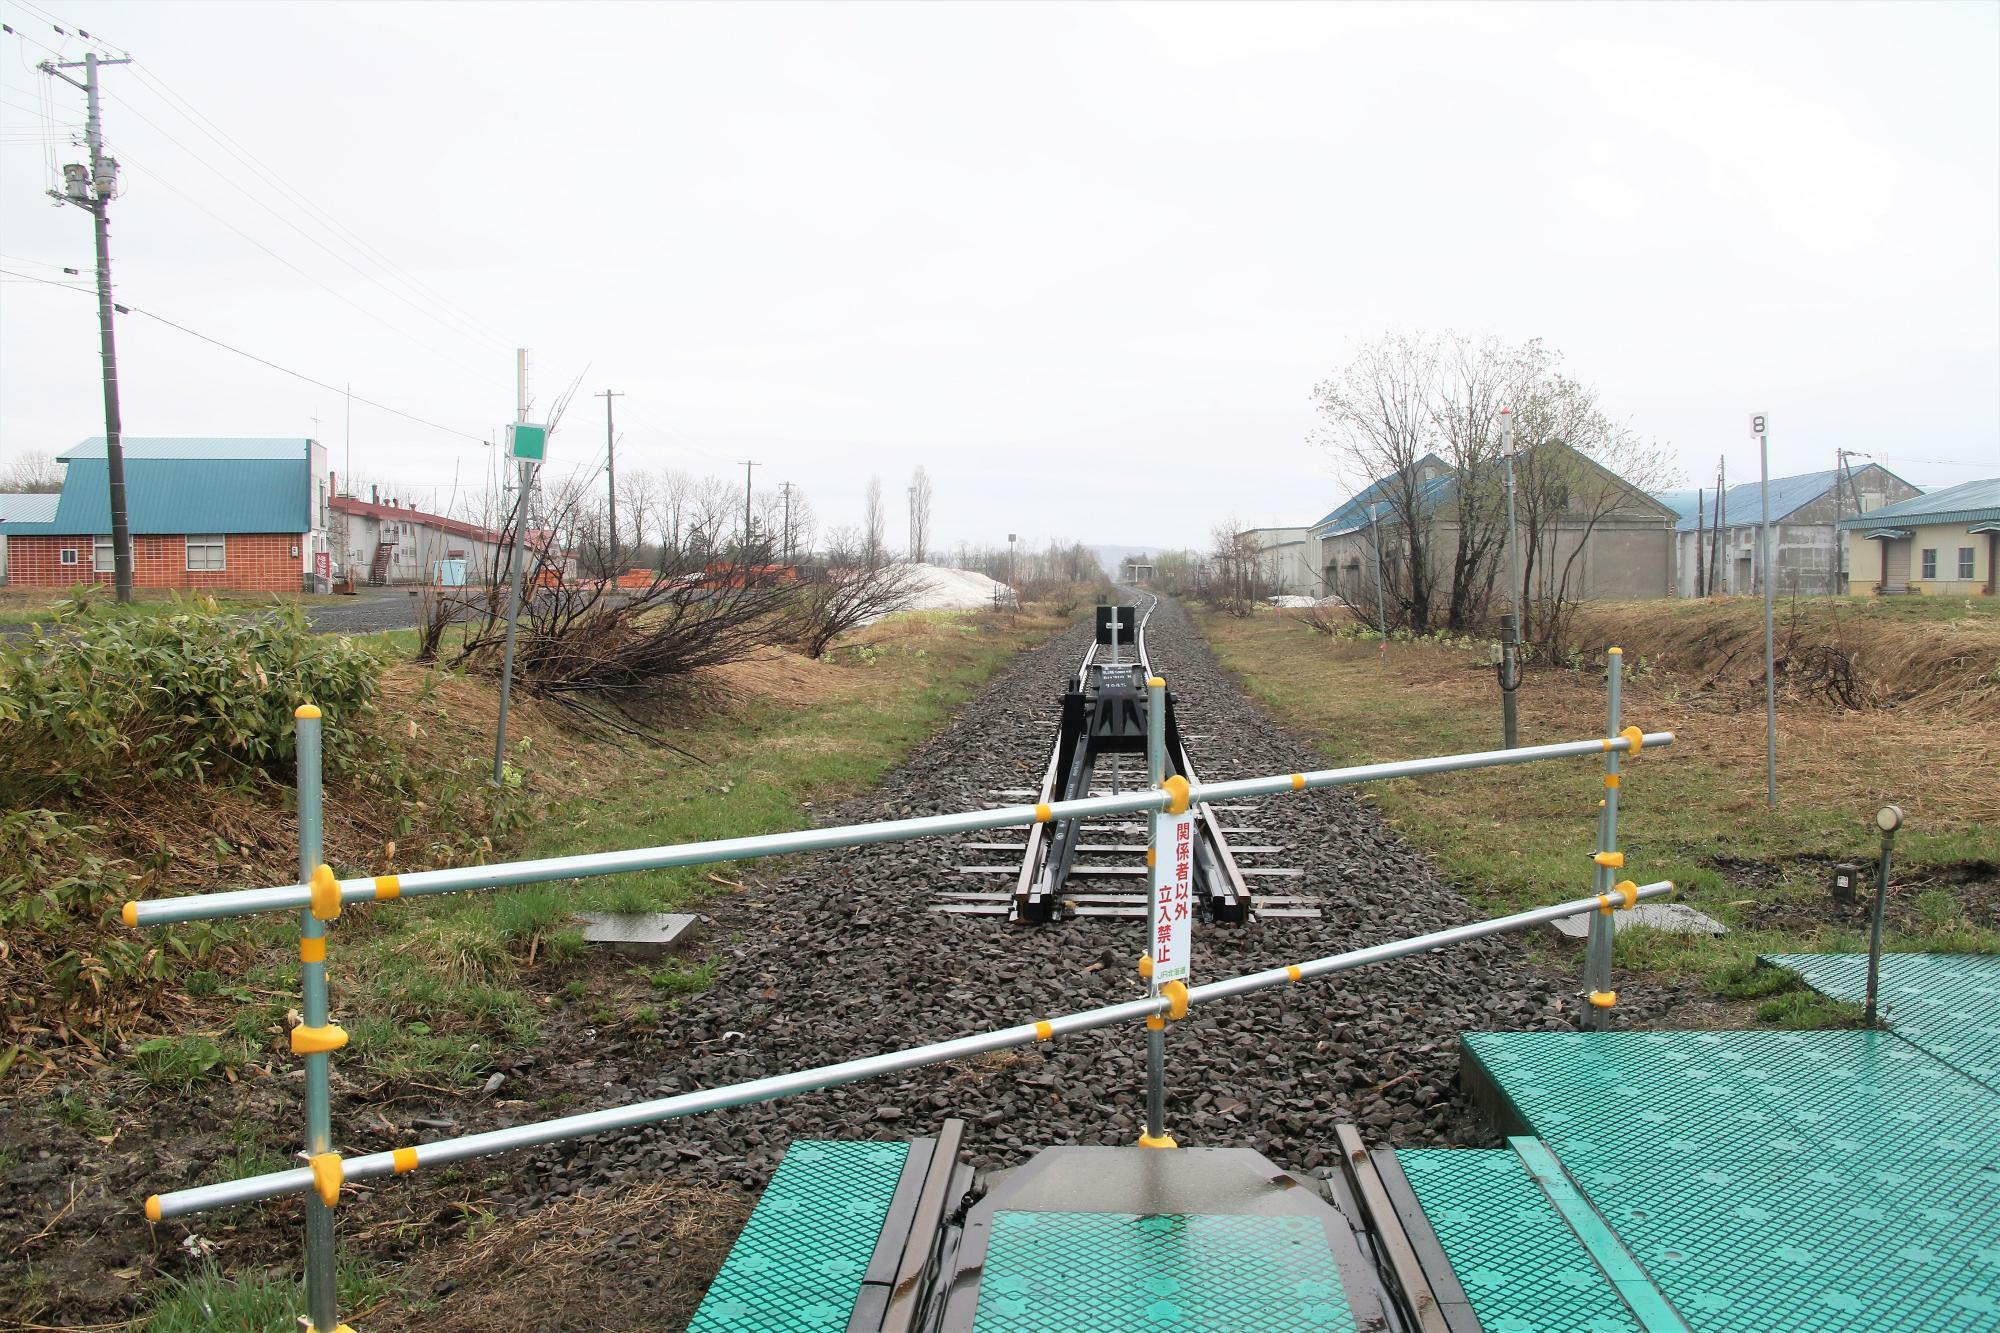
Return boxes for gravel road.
[485,597,1595,1217]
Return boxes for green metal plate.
[1466,1029,2000,1332]
[971,1210,1357,1331]
[689,1140,910,1331]
[1763,952,2000,1092]
[1397,1148,1642,1333]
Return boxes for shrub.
[0,597,389,803]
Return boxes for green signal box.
[509,422,548,462]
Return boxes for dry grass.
[372,1181,753,1333]
[1568,596,2000,718]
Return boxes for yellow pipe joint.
[309,864,342,922]
[309,1152,344,1208]
[291,1023,349,1056]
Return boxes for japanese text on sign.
[1152,810,1194,984]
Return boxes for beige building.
[1309,448,1676,614]
[1235,527,1318,597]
[1841,478,1999,597]
[1662,464,1920,597]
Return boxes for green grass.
[0,588,343,626]
[131,1033,241,1090]
[1198,607,2000,1015]
[237,608,1063,1086]
[144,1257,390,1332]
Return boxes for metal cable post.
[1865,805,1904,1025]
[1140,675,1172,1147]
[1582,650,1626,1030]
[294,706,341,1332]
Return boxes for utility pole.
[43,50,135,603]
[739,460,759,555]
[343,383,351,496]
[1752,412,1777,808]
[494,349,532,787]
[779,482,794,562]
[908,485,917,561]
[595,390,623,572]
[1496,407,1522,748]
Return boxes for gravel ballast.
[493,599,1589,1212]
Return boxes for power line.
[121,58,514,351]
[1,265,489,444]
[6,1,513,360]
[108,152,507,392]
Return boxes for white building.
[329,485,505,587]
[1236,527,1318,597]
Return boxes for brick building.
[0,438,330,593]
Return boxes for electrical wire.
[111,152,509,392]
[122,59,513,351]
[0,265,490,444]
[6,0,513,364]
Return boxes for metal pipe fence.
[120,655,1674,1330]
[124,732,1674,927]
[147,879,1676,1222]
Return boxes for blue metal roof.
[1836,477,2000,529]
[0,494,60,525]
[1669,469,1842,531]
[3,455,310,535]
[1309,457,1456,537]
[57,437,313,461]
[1652,489,1702,524]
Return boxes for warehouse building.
[0,438,331,593]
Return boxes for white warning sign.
[1152,810,1195,984]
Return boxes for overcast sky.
[2,1,1995,552]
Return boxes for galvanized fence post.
[1865,805,1904,1025]
[1582,649,1632,1031]
[293,705,344,1332]
[1140,675,1173,1148]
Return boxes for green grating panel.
[689,1139,910,1332]
[1763,952,2000,1093]
[1397,1148,1642,1333]
[972,1210,1357,1331]
[1466,1029,2000,1332]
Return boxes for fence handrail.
[145,879,1675,1221]
[124,730,1675,926]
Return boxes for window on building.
[1920,549,1937,579]
[1961,547,1977,580]
[186,534,226,572]
[93,536,115,572]
[60,547,78,566]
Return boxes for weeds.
[131,1034,240,1089]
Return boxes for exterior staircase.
[367,541,395,586]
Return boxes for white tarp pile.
[906,563,1011,612]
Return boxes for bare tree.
[908,465,933,562]
[792,561,926,658]
[1313,332,1443,630]
[862,476,887,569]
[0,451,64,494]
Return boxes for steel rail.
[127,731,1675,925]
[146,880,1674,1220]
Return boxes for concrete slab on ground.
[572,910,697,959]
[1547,901,1725,938]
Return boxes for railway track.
[933,596,1318,923]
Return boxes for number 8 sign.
[1749,413,1769,437]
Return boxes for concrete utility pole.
[779,481,794,562]
[595,390,623,572]
[42,50,135,602]
[739,460,759,554]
